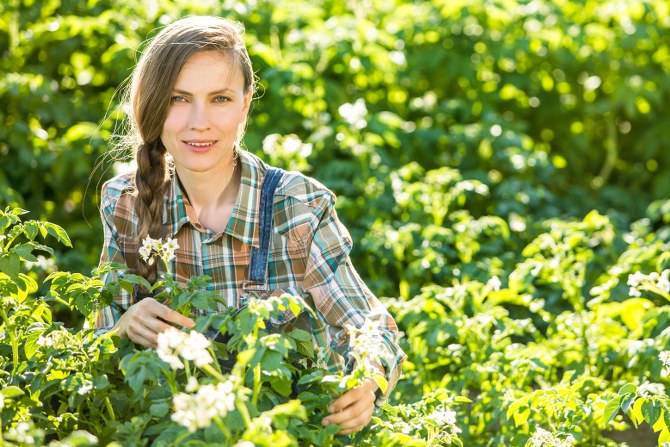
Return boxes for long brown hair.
[125,16,255,286]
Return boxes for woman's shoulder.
[100,172,137,221]
[276,170,336,207]
[101,172,135,199]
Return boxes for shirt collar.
[162,149,267,248]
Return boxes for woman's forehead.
[174,51,244,92]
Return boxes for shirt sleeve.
[300,191,406,403]
[95,180,135,333]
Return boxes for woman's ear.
[242,89,253,115]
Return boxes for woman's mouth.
[184,140,216,152]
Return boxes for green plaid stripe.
[96,149,405,398]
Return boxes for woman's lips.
[183,140,217,152]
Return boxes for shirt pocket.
[271,220,311,262]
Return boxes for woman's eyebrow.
[172,88,234,95]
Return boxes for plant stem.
[0,309,19,375]
[105,396,116,420]
[214,417,231,440]
[252,363,261,406]
[201,363,227,382]
[173,431,191,445]
[236,400,252,429]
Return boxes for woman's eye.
[214,96,231,103]
[171,96,187,103]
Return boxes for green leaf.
[513,408,530,427]
[297,370,324,386]
[190,291,210,310]
[24,330,44,360]
[23,221,39,240]
[14,243,38,262]
[1,386,25,399]
[261,349,283,373]
[604,396,622,424]
[45,222,73,247]
[618,383,637,396]
[270,376,293,397]
[289,328,312,342]
[659,428,670,445]
[507,400,523,420]
[0,253,20,278]
[632,397,645,427]
[621,393,635,414]
[642,400,662,427]
[372,374,388,394]
[150,401,170,418]
[118,274,152,293]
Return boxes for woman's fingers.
[115,298,196,348]
[155,304,196,329]
[324,399,374,434]
[322,379,378,434]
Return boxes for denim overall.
[204,167,285,345]
[240,166,285,308]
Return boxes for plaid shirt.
[96,149,405,399]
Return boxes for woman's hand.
[322,378,379,435]
[112,298,195,348]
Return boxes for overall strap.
[242,167,285,295]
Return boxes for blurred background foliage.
[0,0,669,299]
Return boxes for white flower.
[338,98,368,129]
[157,327,213,370]
[659,270,670,291]
[180,331,213,367]
[283,135,303,155]
[37,335,53,348]
[156,327,187,370]
[528,426,575,447]
[171,380,236,432]
[163,237,179,262]
[530,427,553,447]
[6,422,35,444]
[77,382,93,395]
[660,351,670,368]
[628,270,670,297]
[233,442,255,447]
[0,393,4,410]
[185,377,199,393]
[487,276,502,291]
[262,133,281,155]
[347,317,388,364]
[638,381,665,397]
[139,236,156,263]
[429,408,461,434]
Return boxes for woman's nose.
[189,103,210,131]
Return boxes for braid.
[134,140,168,289]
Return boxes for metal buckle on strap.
[242,280,269,294]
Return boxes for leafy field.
[1,0,670,446]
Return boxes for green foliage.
[1,0,669,284]
[2,0,670,446]
[0,210,462,446]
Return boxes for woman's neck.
[176,157,241,215]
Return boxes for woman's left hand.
[322,378,379,435]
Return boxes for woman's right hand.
[111,298,196,348]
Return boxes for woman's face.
[161,51,251,176]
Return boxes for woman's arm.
[295,187,406,432]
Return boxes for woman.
[96,15,404,434]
